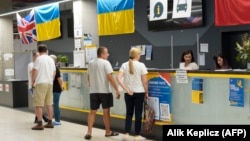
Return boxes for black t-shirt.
[53,66,62,93]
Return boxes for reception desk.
[27,68,250,140]
[0,80,28,108]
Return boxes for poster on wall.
[149,0,168,21]
[147,72,172,122]
[172,0,192,18]
[131,45,146,55]
[145,45,153,60]
[85,45,97,63]
[74,39,81,50]
[73,50,85,68]
[229,78,244,107]
[0,84,3,91]
[5,84,9,92]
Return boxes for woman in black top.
[50,55,63,125]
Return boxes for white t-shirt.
[119,60,148,92]
[33,54,56,85]
[27,62,33,89]
[179,62,199,70]
[88,58,113,93]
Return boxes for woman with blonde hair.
[116,47,148,141]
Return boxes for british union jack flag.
[16,9,37,44]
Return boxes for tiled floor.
[0,106,155,141]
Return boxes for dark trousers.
[124,93,145,135]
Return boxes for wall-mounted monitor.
[148,0,204,31]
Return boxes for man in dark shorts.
[84,46,120,140]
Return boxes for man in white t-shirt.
[27,51,49,123]
[31,44,56,130]
[84,46,120,140]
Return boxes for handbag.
[142,100,155,134]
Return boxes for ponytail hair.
[129,56,134,74]
[129,48,141,74]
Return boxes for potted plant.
[57,54,69,67]
[235,33,250,68]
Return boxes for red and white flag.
[16,9,37,44]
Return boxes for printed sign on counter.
[0,84,3,91]
[229,78,244,107]
[147,72,172,122]
[176,69,188,83]
[192,78,203,104]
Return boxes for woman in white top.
[179,49,199,70]
[116,47,148,141]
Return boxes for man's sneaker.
[44,123,54,128]
[53,121,61,125]
[134,135,146,141]
[31,124,44,130]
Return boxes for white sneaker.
[134,135,146,141]
[53,121,61,125]
[122,134,129,141]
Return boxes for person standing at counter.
[85,46,120,140]
[116,47,148,141]
[213,53,231,70]
[31,44,56,130]
[49,54,63,126]
[28,51,49,124]
[179,49,199,70]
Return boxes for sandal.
[105,131,119,137]
[84,134,92,140]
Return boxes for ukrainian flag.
[35,3,61,41]
[97,0,135,36]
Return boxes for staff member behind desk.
[179,49,199,70]
[213,53,231,70]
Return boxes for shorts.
[90,93,113,110]
[33,83,53,107]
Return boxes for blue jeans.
[124,93,145,135]
[53,92,61,122]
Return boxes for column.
[73,0,98,45]
[73,0,99,67]
[0,0,14,80]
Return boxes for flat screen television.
[148,0,204,31]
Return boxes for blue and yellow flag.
[97,0,134,36]
[35,3,61,41]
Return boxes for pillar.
[0,0,14,80]
[73,0,99,67]
[73,0,98,46]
